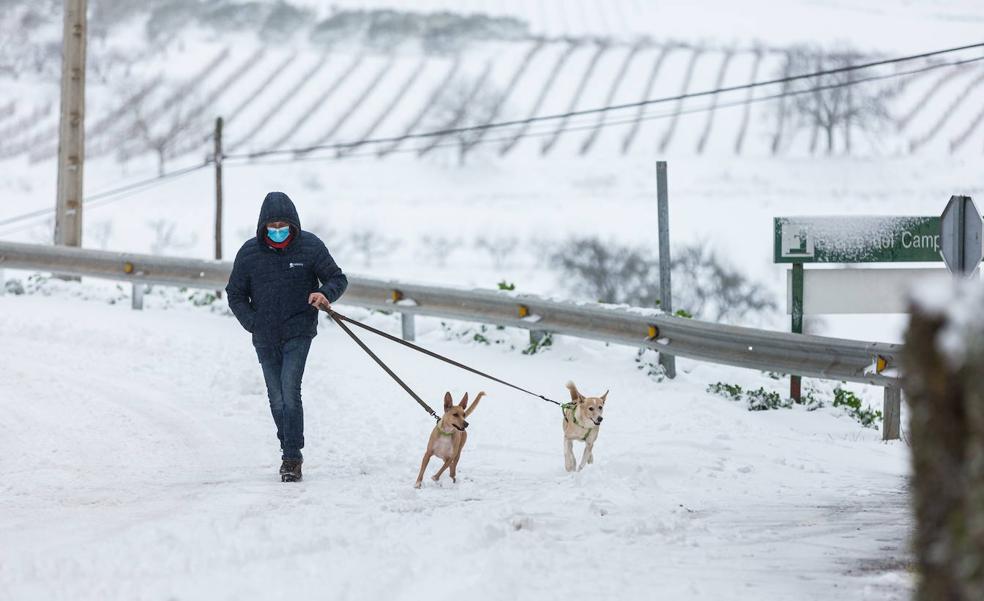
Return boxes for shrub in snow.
[707,382,827,413]
[522,332,552,355]
[670,243,777,322]
[550,237,775,322]
[635,348,668,382]
[550,236,660,307]
[745,387,791,411]
[186,289,219,307]
[707,382,743,401]
[4,278,25,295]
[440,321,514,350]
[832,387,881,429]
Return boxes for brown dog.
[562,381,607,472]
[414,391,485,488]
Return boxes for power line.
[0,161,210,231]
[224,52,984,167]
[226,41,984,160]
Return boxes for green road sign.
[774,216,942,264]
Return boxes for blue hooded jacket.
[226,192,348,346]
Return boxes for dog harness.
[562,402,595,441]
[434,423,455,437]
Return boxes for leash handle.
[327,309,563,407]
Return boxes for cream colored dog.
[415,391,485,488]
[562,381,607,472]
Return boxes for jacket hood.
[256,192,301,242]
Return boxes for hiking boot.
[280,459,303,482]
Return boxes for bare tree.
[418,235,462,268]
[348,229,399,268]
[780,47,897,154]
[117,84,205,175]
[86,220,113,250]
[475,234,519,269]
[147,218,196,255]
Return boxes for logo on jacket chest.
[289,262,305,269]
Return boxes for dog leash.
[326,309,563,415]
[328,310,441,421]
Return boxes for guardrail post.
[400,312,415,341]
[132,282,144,311]
[883,386,901,441]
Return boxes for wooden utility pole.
[53,0,87,248]
[656,160,676,378]
[903,291,984,601]
[214,117,223,261]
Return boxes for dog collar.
[435,423,455,436]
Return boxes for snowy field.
[0,283,910,601]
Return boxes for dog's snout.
[596,416,604,423]
[462,420,469,429]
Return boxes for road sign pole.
[656,160,676,379]
[790,262,804,401]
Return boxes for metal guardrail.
[0,240,901,389]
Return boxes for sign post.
[790,263,804,400]
[656,161,676,379]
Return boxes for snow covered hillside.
[0,281,911,601]
[3,0,984,166]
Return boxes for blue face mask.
[267,226,290,243]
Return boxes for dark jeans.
[255,336,312,461]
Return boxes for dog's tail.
[465,391,486,417]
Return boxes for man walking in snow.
[226,192,348,482]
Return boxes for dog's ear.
[601,390,608,402]
[565,381,584,402]
[443,392,453,410]
[459,392,469,410]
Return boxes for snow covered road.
[0,288,911,600]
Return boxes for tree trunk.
[903,292,984,601]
